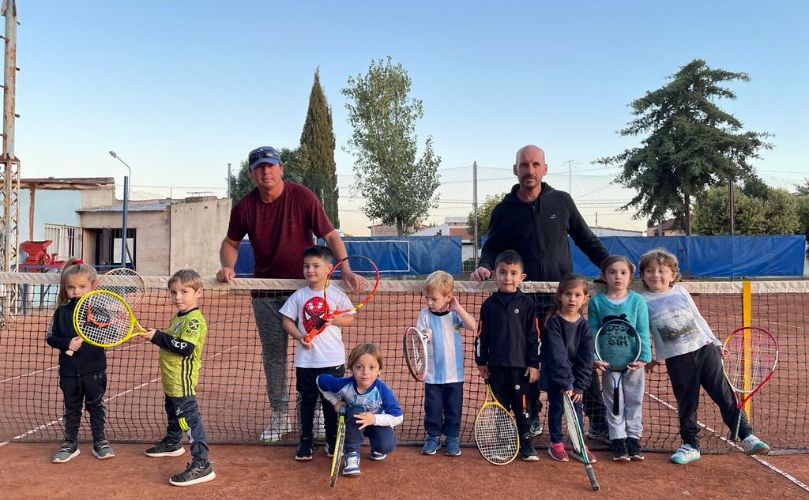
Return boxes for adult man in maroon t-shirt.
[217,146,353,442]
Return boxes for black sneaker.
[51,441,80,463]
[169,461,216,487]
[295,438,313,461]
[627,438,645,461]
[519,440,539,462]
[145,439,185,458]
[612,438,630,462]
[92,439,115,460]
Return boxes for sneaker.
[313,406,326,442]
[92,440,115,460]
[169,461,216,487]
[145,439,185,458]
[51,442,80,463]
[343,451,361,476]
[627,438,645,461]
[587,427,611,444]
[742,435,770,456]
[548,442,569,462]
[259,414,290,442]
[571,446,598,464]
[519,440,539,462]
[369,450,387,461]
[295,438,313,461]
[612,439,630,462]
[421,435,440,455]
[444,436,462,457]
[324,441,335,458]
[671,443,701,465]
[529,416,544,437]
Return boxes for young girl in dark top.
[45,259,114,463]
[540,273,596,463]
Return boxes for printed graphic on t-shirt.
[652,308,700,341]
[302,296,326,333]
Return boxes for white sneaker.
[313,406,326,441]
[343,451,361,476]
[742,435,770,455]
[259,414,290,442]
[670,443,700,464]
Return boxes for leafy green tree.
[795,178,809,196]
[694,185,799,235]
[229,147,303,202]
[597,59,772,234]
[342,57,441,235]
[300,68,340,227]
[467,193,506,237]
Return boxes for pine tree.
[597,59,772,234]
[300,68,339,228]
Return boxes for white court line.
[647,392,809,494]
[1,339,147,385]
[8,341,246,441]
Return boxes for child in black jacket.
[45,259,114,463]
[474,250,540,461]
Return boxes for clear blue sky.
[14,1,809,234]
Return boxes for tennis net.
[1,273,807,453]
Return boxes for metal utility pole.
[109,151,132,266]
[563,160,575,194]
[0,0,20,324]
[728,177,736,236]
[226,163,232,199]
[472,161,479,267]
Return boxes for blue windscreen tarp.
[570,235,806,278]
[235,236,462,277]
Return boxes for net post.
[742,280,752,416]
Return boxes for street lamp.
[108,150,132,267]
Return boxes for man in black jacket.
[471,144,610,442]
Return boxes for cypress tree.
[300,68,340,228]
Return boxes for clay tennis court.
[1,276,808,496]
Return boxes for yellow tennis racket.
[72,289,148,348]
[474,381,519,465]
[329,409,346,487]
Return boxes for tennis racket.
[304,255,380,344]
[403,327,429,382]
[563,392,600,491]
[329,408,346,487]
[594,318,642,415]
[99,267,146,307]
[474,381,519,465]
[65,268,146,356]
[72,290,148,348]
[722,325,779,441]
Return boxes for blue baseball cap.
[248,146,282,171]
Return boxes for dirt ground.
[1,443,807,499]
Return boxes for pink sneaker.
[571,446,598,464]
[548,442,569,462]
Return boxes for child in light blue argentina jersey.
[416,271,477,457]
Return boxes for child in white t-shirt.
[280,245,354,461]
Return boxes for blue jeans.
[547,387,585,444]
[424,382,463,438]
[344,405,396,454]
[164,394,209,464]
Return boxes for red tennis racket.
[303,255,379,343]
[722,325,778,441]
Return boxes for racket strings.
[724,329,779,392]
[475,405,518,464]
[596,322,641,369]
[405,330,427,375]
[98,269,145,307]
[77,293,131,346]
[331,257,379,308]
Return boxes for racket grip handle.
[303,330,316,343]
